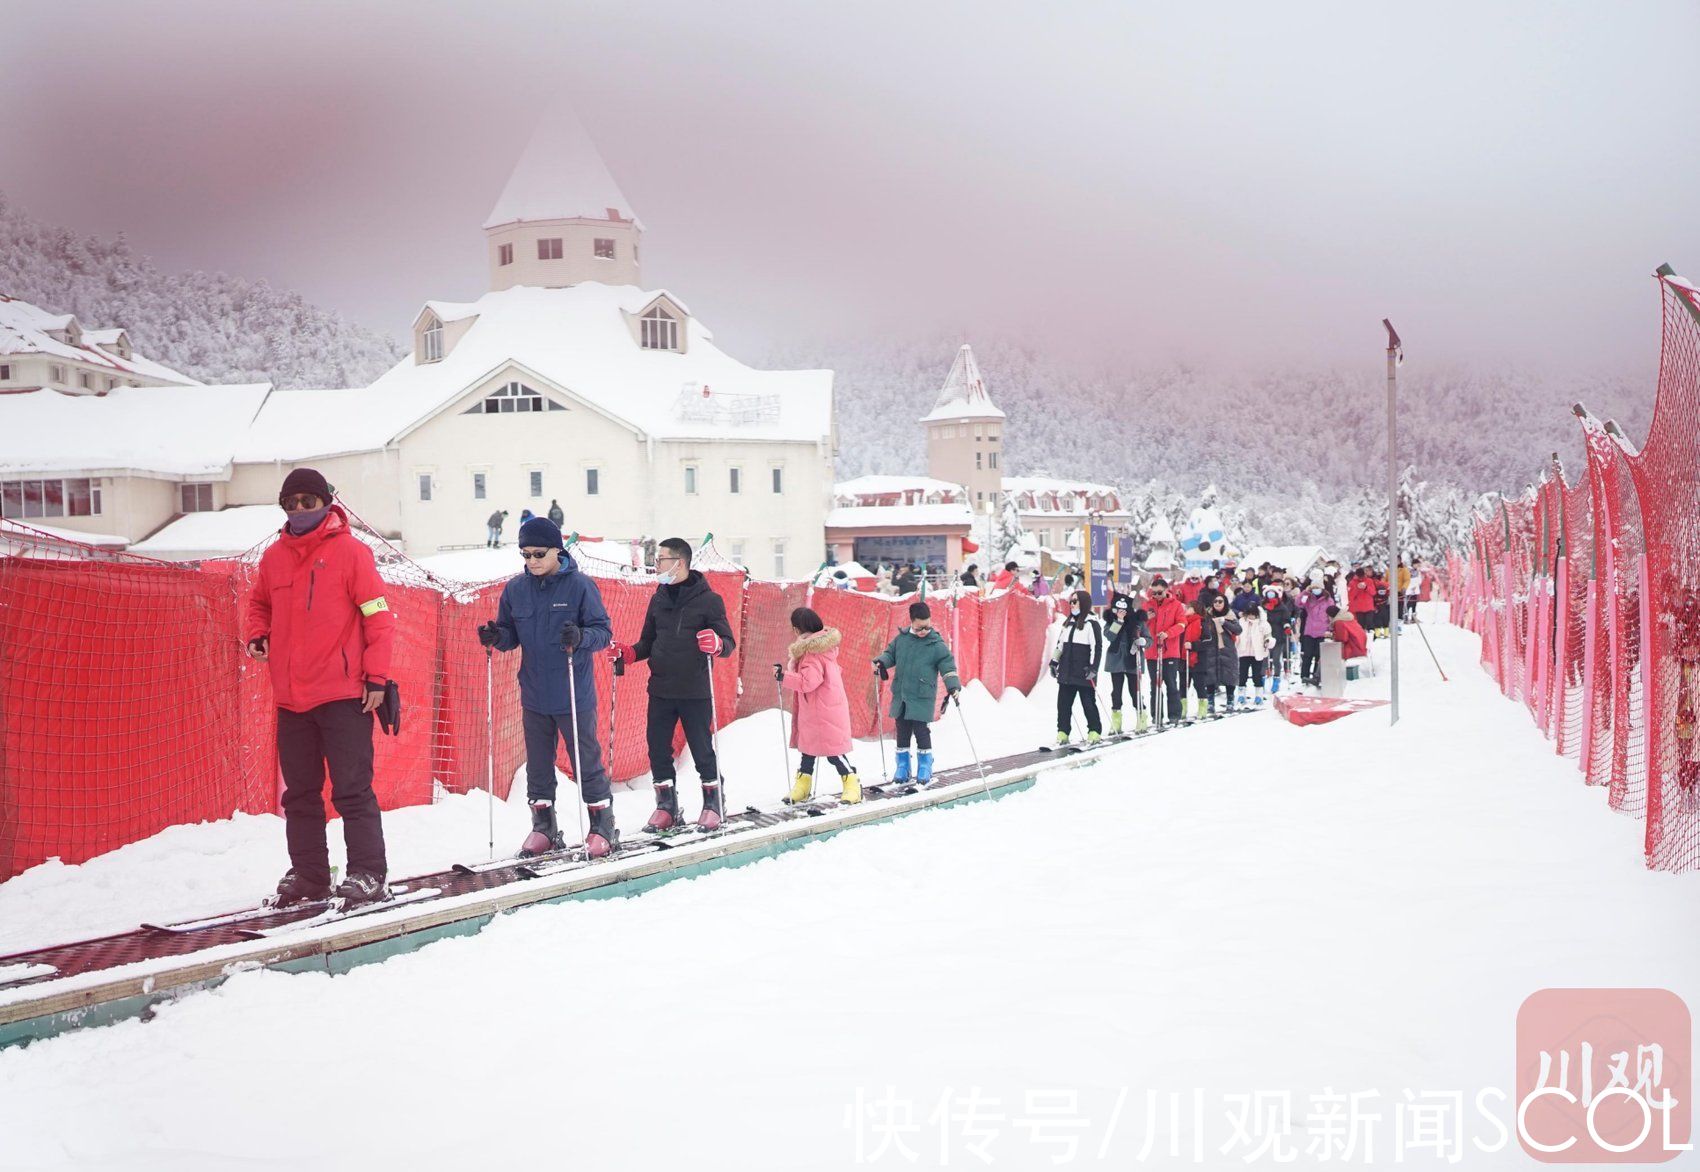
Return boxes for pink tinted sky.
[1,0,1697,372]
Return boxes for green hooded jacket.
[873,627,961,721]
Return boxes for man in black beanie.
[244,468,396,907]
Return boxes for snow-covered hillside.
[1,609,1692,1170]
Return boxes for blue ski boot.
[892,750,913,784]
[916,751,935,784]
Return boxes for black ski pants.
[1300,634,1323,684]
[277,698,386,886]
[1057,683,1101,734]
[646,695,718,784]
[1146,658,1184,722]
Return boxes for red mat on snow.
[1274,694,1390,726]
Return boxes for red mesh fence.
[0,521,1053,879]
[1454,267,1700,872]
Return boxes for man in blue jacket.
[477,517,616,857]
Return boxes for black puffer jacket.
[1191,610,1242,688]
[631,570,737,699]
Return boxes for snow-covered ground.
[1,606,1695,1171]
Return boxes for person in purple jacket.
[1294,577,1335,687]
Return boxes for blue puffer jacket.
[491,555,612,714]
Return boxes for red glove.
[607,641,635,664]
[696,629,722,655]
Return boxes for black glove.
[560,622,581,652]
[948,685,962,700]
[477,621,501,648]
[246,635,268,658]
[376,681,402,736]
[873,661,889,681]
[773,663,785,682]
[1048,662,1059,680]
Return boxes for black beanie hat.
[279,467,333,503]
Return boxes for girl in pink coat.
[777,607,860,804]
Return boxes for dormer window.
[594,238,615,259]
[641,306,679,351]
[422,316,443,363]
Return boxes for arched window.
[641,306,679,351]
[464,381,563,414]
[421,316,443,363]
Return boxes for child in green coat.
[872,601,963,784]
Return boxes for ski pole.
[485,646,495,861]
[874,665,889,784]
[775,667,800,800]
[951,693,991,797]
[706,650,727,811]
[565,643,588,850]
[1416,621,1449,682]
[610,653,623,768]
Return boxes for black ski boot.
[644,781,681,832]
[696,781,725,832]
[586,802,618,858]
[334,871,391,907]
[521,799,567,857]
[268,867,332,908]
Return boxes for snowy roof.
[129,505,287,558]
[815,560,874,585]
[483,107,644,231]
[0,383,271,477]
[0,518,128,551]
[0,295,197,385]
[834,474,963,498]
[1238,545,1331,573]
[824,503,973,530]
[919,344,1005,423]
[233,284,830,462]
[1003,475,1121,497]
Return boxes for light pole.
[1383,318,1402,725]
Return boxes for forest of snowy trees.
[760,335,1655,558]
[0,194,402,389]
[1,191,1654,560]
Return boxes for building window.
[728,466,742,494]
[989,451,999,469]
[469,381,550,414]
[497,242,514,266]
[49,364,65,384]
[529,470,543,498]
[422,317,443,362]
[178,483,214,513]
[771,467,784,494]
[66,478,101,516]
[684,466,698,495]
[772,540,786,579]
[473,472,486,500]
[974,424,984,440]
[585,468,600,495]
[640,306,679,351]
[538,237,563,260]
[78,371,93,389]
[8,476,56,515]
[975,452,983,470]
[419,474,433,502]
[104,375,117,391]
[594,238,615,259]
[988,430,1000,444]
[730,540,745,564]
[0,364,10,380]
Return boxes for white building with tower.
[0,109,835,576]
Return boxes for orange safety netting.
[1452,267,1700,872]
[0,525,1055,879]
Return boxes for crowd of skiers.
[246,464,1413,910]
[1044,561,1390,741]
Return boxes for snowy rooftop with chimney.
[0,294,197,386]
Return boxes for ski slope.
[1,610,1694,1171]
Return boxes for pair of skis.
[141,883,439,939]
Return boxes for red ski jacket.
[1347,576,1375,614]
[244,506,396,713]
[1141,594,1191,661]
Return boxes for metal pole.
[485,647,495,861]
[1383,318,1402,725]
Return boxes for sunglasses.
[279,495,322,511]
[520,550,555,560]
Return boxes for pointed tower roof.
[919,344,1005,423]
[484,107,644,231]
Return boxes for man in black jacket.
[608,537,738,831]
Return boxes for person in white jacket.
[1233,600,1275,708]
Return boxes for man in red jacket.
[244,468,396,907]
[1141,576,1189,725]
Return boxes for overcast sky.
[3,1,1695,374]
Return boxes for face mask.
[286,504,329,535]
[1310,587,1323,595]
[658,563,684,585]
